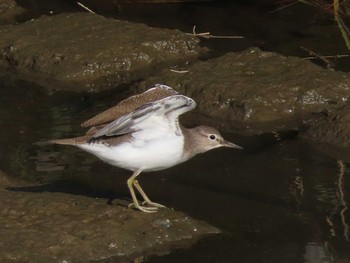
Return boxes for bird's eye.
[209,134,216,141]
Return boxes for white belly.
[78,135,184,172]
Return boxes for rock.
[0,169,17,186]
[137,48,350,135]
[0,0,26,25]
[300,103,350,160]
[301,104,350,147]
[0,182,219,263]
[0,12,201,92]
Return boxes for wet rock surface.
[0,12,200,92]
[0,0,26,25]
[137,48,350,135]
[300,102,350,160]
[0,170,219,263]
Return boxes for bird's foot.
[142,200,166,208]
[128,202,158,213]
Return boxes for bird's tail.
[49,135,91,145]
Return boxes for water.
[146,141,350,262]
[0,78,349,262]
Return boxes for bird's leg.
[127,169,157,213]
[133,179,166,208]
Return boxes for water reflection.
[303,242,332,263]
[337,161,349,242]
[325,160,349,243]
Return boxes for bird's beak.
[222,140,243,149]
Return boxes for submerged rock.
[0,12,200,92]
[138,48,350,135]
[0,171,219,263]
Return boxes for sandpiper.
[51,84,242,212]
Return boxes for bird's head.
[189,126,243,154]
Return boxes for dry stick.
[298,0,319,7]
[303,54,350,59]
[270,1,299,14]
[300,46,335,68]
[333,0,350,50]
[77,2,96,14]
[186,25,244,39]
[169,69,189,73]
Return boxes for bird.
[50,84,242,212]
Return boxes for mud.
[0,170,219,263]
[300,102,350,161]
[0,12,200,92]
[138,48,350,135]
[0,0,26,25]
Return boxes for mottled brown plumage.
[51,85,178,146]
[81,86,178,128]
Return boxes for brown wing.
[81,84,178,128]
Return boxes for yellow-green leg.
[133,179,166,208]
[127,169,158,213]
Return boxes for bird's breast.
[79,134,185,172]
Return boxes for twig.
[270,1,299,14]
[77,2,96,14]
[170,69,189,73]
[303,54,350,59]
[300,46,335,68]
[186,26,243,39]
